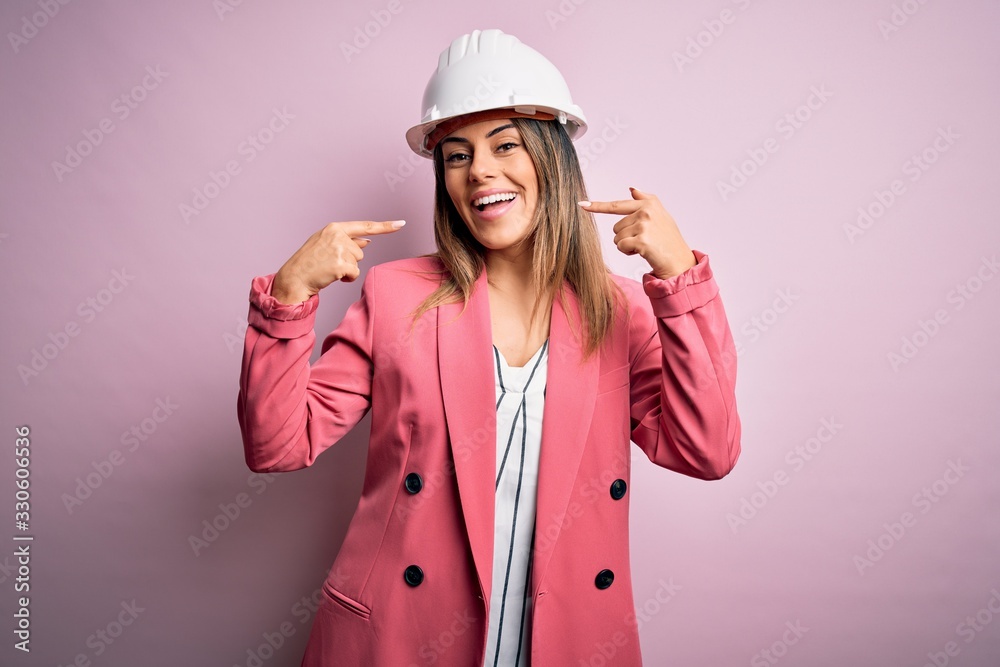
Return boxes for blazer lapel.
[437,266,600,603]
[438,267,497,602]
[531,280,599,595]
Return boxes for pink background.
[3,1,999,665]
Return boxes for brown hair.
[404,117,629,362]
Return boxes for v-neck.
[493,338,549,395]
[492,338,549,369]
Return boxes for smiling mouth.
[474,194,517,211]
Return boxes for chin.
[462,211,533,250]
[485,231,532,251]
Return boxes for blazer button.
[610,479,627,500]
[404,472,423,494]
[404,565,424,587]
[595,569,615,590]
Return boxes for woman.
[238,28,741,666]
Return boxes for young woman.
[238,28,741,666]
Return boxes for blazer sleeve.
[628,250,742,480]
[236,267,376,473]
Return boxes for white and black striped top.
[483,338,549,667]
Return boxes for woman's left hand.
[580,187,697,279]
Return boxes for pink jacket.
[237,250,741,666]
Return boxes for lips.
[472,195,517,221]
[471,190,518,210]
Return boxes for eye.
[497,141,518,152]
[445,151,470,164]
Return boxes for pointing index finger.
[339,220,407,237]
[578,200,640,215]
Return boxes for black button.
[404,565,424,587]
[404,472,423,494]
[595,569,615,590]
[610,479,627,500]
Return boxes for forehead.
[441,119,520,143]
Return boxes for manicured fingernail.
[391,220,406,228]
[578,200,591,207]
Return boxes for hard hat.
[405,28,588,158]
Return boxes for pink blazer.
[237,250,741,666]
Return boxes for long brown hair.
[404,117,629,362]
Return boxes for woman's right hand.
[271,220,406,304]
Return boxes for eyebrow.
[439,123,516,146]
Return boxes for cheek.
[520,167,539,204]
[444,176,466,208]
[524,183,538,210]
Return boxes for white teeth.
[474,192,516,208]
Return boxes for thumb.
[629,186,651,200]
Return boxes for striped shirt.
[483,338,549,667]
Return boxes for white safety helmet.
[405,28,588,159]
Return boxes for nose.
[468,148,499,183]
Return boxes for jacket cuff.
[642,250,720,318]
[247,273,319,339]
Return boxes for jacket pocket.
[322,582,372,621]
[596,363,629,395]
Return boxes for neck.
[485,244,535,295]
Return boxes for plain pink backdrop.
[2,1,998,665]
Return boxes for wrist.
[271,271,314,305]
[652,250,697,280]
